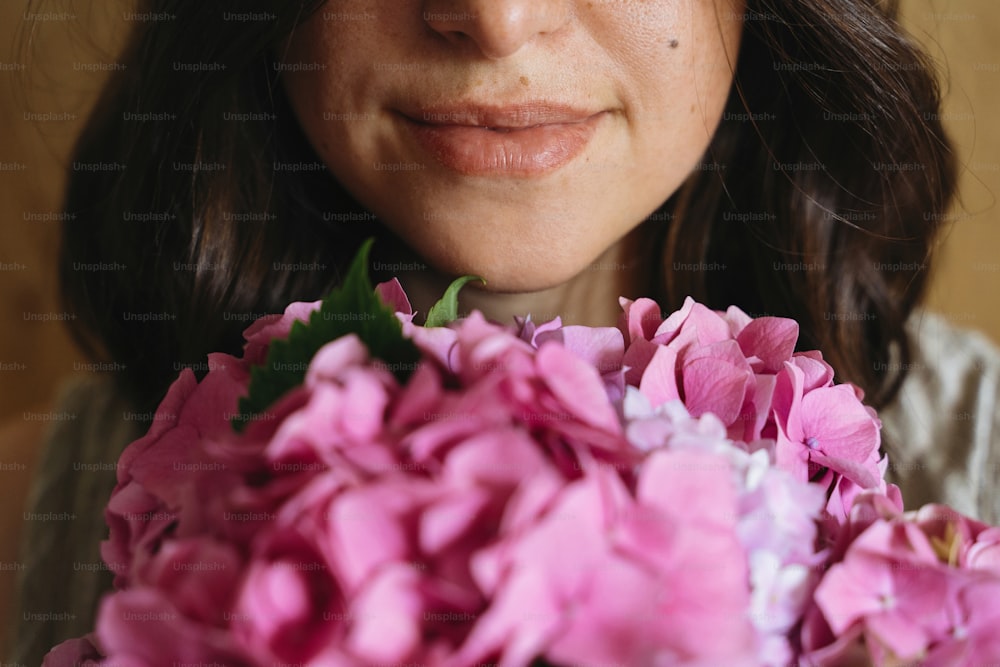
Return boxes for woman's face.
[283,0,744,292]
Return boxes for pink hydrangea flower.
[803,501,1000,665]
[48,284,996,667]
[42,636,104,667]
[622,390,827,665]
[454,454,759,667]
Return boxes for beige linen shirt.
[881,312,1000,525]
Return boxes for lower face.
[282,0,745,292]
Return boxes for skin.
[282,0,744,326]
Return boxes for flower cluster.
[612,296,893,524]
[43,283,1000,667]
[801,495,1000,664]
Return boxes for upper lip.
[400,103,603,129]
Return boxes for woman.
[5,0,999,663]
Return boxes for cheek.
[281,9,398,156]
[603,1,742,168]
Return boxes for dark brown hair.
[58,0,955,414]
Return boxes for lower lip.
[402,113,605,177]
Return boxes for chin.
[470,264,584,295]
[397,226,600,294]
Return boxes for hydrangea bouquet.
[46,241,1000,666]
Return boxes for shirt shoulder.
[879,311,1000,523]
[7,374,141,665]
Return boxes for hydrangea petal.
[536,343,621,434]
[737,317,799,373]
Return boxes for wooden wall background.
[1,0,999,423]
[0,3,125,422]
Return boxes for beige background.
[1,1,999,422]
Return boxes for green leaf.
[424,275,484,328]
[231,238,420,432]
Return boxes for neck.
[377,227,649,329]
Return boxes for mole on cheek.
[519,76,530,87]
[669,39,679,49]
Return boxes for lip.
[398,103,606,177]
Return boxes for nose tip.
[422,2,570,60]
